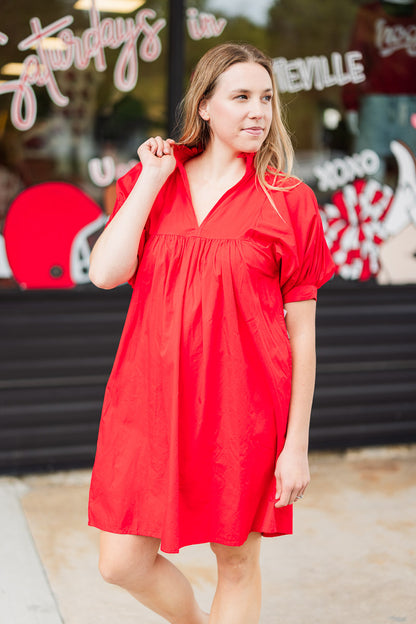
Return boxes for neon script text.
[0,6,166,131]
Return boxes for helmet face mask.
[70,215,107,285]
[0,233,12,279]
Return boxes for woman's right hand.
[89,136,176,289]
[137,136,177,182]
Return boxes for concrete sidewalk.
[1,445,415,624]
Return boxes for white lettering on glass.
[0,6,166,131]
[186,8,227,40]
[273,51,365,94]
[375,18,416,57]
[88,157,138,187]
[314,150,380,192]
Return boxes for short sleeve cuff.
[283,284,318,304]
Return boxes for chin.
[239,138,264,152]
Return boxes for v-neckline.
[178,156,254,230]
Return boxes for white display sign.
[273,51,366,93]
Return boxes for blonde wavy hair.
[178,42,298,199]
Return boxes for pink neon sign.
[0,6,166,131]
[186,8,227,40]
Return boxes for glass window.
[0,0,168,289]
[1,0,415,289]
[185,0,416,285]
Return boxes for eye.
[263,94,272,102]
[235,94,248,100]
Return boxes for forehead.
[216,62,272,90]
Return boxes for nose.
[248,99,264,119]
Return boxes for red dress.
[88,144,335,553]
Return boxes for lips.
[243,127,264,136]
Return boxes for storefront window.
[0,0,169,289]
[1,0,415,289]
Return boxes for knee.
[98,533,159,589]
[98,552,154,589]
[98,556,127,586]
[210,542,260,584]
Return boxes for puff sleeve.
[280,183,335,304]
[105,163,150,288]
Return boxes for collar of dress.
[172,143,256,175]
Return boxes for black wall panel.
[1,281,415,474]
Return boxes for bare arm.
[89,137,176,290]
[274,299,316,507]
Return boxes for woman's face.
[199,61,274,155]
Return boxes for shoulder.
[283,180,317,207]
[269,178,319,217]
[268,180,324,246]
[265,169,315,200]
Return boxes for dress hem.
[87,519,292,554]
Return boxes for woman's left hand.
[274,446,310,508]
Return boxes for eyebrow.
[230,88,273,94]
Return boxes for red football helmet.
[4,182,106,289]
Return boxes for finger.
[293,489,306,503]
[274,473,282,504]
[275,498,289,508]
[290,490,299,505]
[298,485,308,499]
[288,488,300,506]
[154,136,165,157]
[141,138,158,155]
[275,486,292,508]
[162,140,174,155]
[275,495,291,508]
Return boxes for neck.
[198,140,247,179]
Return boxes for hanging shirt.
[343,1,416,110]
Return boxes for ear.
[198,98,210,121]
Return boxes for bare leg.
[99,531,209,624]
[209,532,262,624]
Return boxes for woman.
[88,42,335,624]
